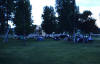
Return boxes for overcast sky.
[30,0,55,25]
[30,0,100,28]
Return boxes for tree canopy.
[14,0,33,36]
[56,0,79,33]
[77,10,99,33]
[41,6,57,34]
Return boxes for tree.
[56,0,78,33]
[14,0,33,36]
[82,11,92,19]
[0,0,7,35]
[0,6,6,35]
[77,10,99,33]
[0,0,11,42]
[41,6,57,34]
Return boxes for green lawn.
[0,39,100,64]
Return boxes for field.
[0,39,100,64]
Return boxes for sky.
[30,0,55,25]
[30,0,100,28]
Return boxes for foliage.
[0,7,6,34]
[0,0,16,35]
[77,10,99,33]
[0,0,7,35]
[56,0,78,33]
[14,0,33,36]
[41,6,57,34]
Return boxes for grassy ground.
[0,39,100,64]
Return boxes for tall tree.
[78,10,99,33]
[56,0,78,33]
[14,0,33,36]
[41,6,57,34]
[0,0,8,35]
[0,5,5,35]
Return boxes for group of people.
[35,33,93,43]
[14,31,93,43]
[73,34,93,43]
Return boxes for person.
[53,36,60,40]
[37,36,44,41]
[83,35,88,43]
[88,35,93,42]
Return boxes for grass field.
[0,39,100,64]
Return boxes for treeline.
[0,0,99,38]
[41,0,99,34]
